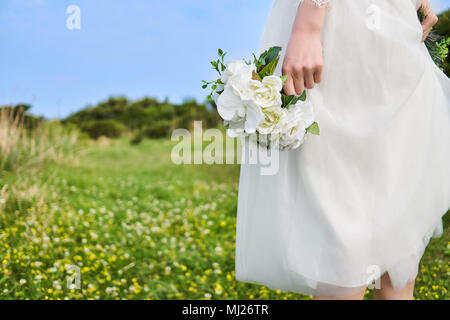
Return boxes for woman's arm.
[282,0,328,96]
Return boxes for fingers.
[293,68,305,95]
[283,77,296,96]
[304,68,315,90]
[421,3,438,42]
[422,15,438,42]
[422,29,430,42]
[314,66,323,84]
[282,62,323,96]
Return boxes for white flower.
[221,60,248,84]
[217,68,264,136]
[279,101,315,150]
[225,119,245,138]
[217,62,285,139]
[19,279,27,285]
[257,106,286,135]
[250,75,283,109]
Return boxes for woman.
[235,0,449,300]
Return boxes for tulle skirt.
[235,0,449,297]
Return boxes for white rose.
[279,101,315,150]
[226,63,256,101]
[217,62,265,136]
[217,85,264,135]
[257,106,285,135]
[217,62,288,138]
[221,60,249,84]
[250,75,283,109]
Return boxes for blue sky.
[1,0,448,118]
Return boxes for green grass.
[0,138,448,300]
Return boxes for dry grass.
[0,107,81,213]
[0,107,79,173]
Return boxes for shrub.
[143,120,174,139]
[130,133,144,145]
[81,119,126,139]
[64,96,222,141]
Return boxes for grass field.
[0,138,448,300]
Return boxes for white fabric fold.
[235,0,449,297]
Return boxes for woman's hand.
[282,0,327,96]
[282,30,323,96]
[419,0,438,42]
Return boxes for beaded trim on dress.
[296,0,331,8]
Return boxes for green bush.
[130,133,144,145]
[81,119,126,139]
[64,97,222,141]
[143,120,174,139]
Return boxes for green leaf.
[218,48,224,56]
[258,56,280,78]
[256,46,282,72]
[298,90,307,101]
[252,53,258,65]
[252,70,262,81]
[281,90,307,109]
[281,94,296,109]
[280,75,287,86]
[306,122,320,135]
[281,92,303,109]
[264,46,282,65]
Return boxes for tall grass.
[0,107,79,173]
[0,107,81,213]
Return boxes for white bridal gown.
[235,0,450,297]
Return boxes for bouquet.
[202,47,320,151]
[417,6,449,68]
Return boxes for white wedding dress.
[235,0,449,297]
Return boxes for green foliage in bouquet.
[202,49,227,102]
[253,46,282,79]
